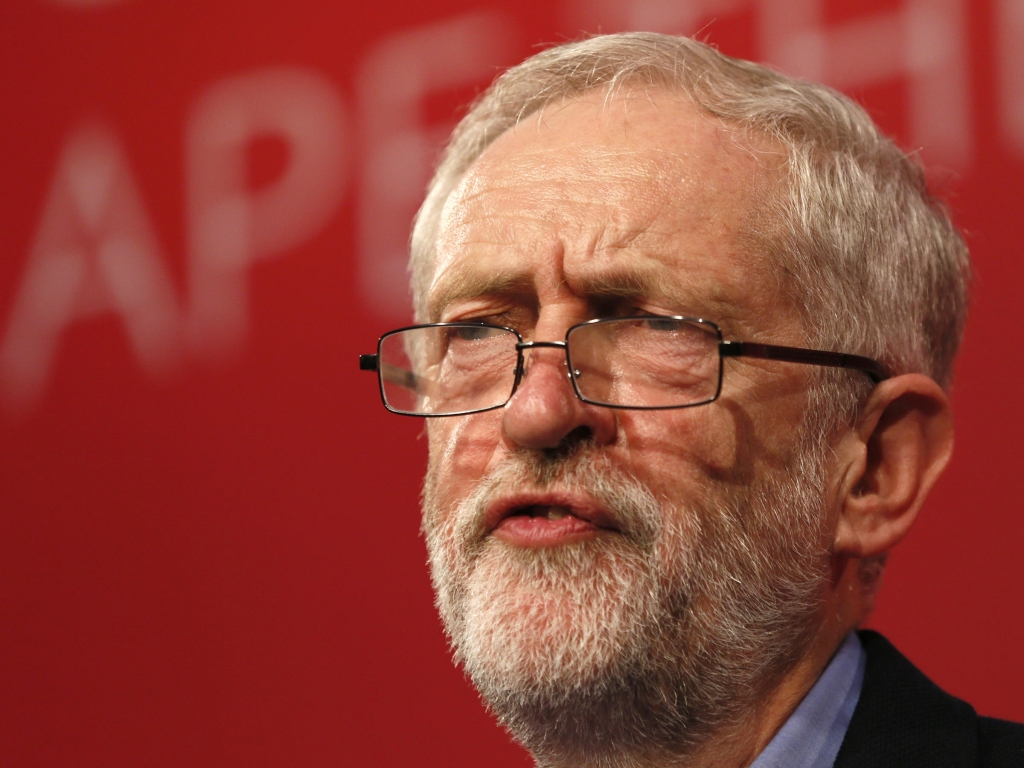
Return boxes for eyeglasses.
[359,316,888,417]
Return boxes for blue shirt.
[749,632,866,768]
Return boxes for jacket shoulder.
[978,716,1024,767]
[834,630,1024,768]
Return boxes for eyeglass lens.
[378,325,519,415]
[567,318,721,408]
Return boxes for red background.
[0,0,1021,765]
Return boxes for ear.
[832,374,954,558]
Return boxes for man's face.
[421,89,835,760]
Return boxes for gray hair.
[409,32,970,415]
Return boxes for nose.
[502,342,617,451]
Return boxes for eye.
[643,317,682,332]
[615,307,680,327]
[451,324,498,341]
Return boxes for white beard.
[423,444,831,767]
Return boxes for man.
[360,33,1024,767]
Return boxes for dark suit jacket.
[832,630,1024,767]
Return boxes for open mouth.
[508,505,575,521]
[487,496,616,547]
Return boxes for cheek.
[426,413,504,512]
[617,406,741,494]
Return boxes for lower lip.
[492,515,601,547]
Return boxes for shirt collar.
[749,631,866,768]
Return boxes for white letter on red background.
[0,122,181,414]
[560,0,742,37]
[999,0,1024,155]
[758,0,971,168]
[185,67,348,358]
[356,13,517,318]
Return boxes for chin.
[447,536,664,690]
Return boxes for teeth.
[546,507,570,521]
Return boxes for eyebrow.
[428,272,536,322]
[428,265,666,325]
[568,268,655,302]
[577,267,752,340]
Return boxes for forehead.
[428,87,785,329]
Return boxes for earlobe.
[833,374,954,559]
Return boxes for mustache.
[427,445,664,551]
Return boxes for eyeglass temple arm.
[719,341,889,383]
[359,354,425,391]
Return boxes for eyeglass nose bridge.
[513,340,572,381]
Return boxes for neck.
[530,559,864,768]
[529,632,848,768]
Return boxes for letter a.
[0,121,181,415]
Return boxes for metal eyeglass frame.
[359,315,889,417]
